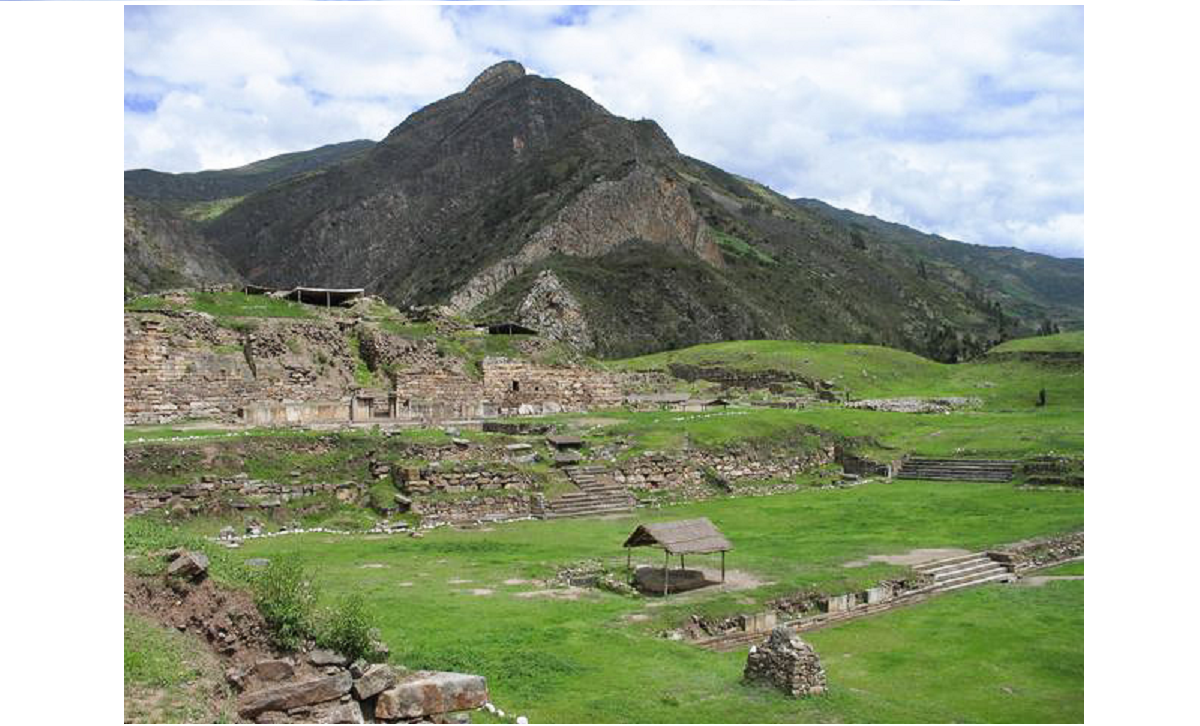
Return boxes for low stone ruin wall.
[395,465,536,496]
[613,446,838,496]
[411,492,544,526]
[989,531,1084,572]
[845,397,982,414]
[124,477,365,516]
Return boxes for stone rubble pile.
[845,397,982,414]
[232,651,489,724]
[743,627,827,698]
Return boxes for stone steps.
[897,458,1017,482]
[696,550,1016,651]
[543,464,636,519]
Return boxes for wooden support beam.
[721,550,726,583]
[663,550,670,597]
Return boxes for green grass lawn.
[215,480,1082,723]
[990,331,1084,354]
[124,612,234,722]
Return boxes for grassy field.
[989,331,1084,354]
[124,613,234,722]
[203,480,1083,723]
[607,339,1082,411]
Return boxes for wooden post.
[326,290,330,308]
[626,549,632,582]
[721,550,726,583]
[663,550,670,597]
[680,555,685,571]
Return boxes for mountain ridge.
[125,60,1082,360]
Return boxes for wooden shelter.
[623,517,732,595]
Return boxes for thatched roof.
[623,517,731,555]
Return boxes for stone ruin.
[743,626,827,698]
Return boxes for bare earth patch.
[447,578,473,584]
[359,563,386,569]
[470,588,495,596]
[843,548,971,568]
[398,582,414,587]
[515,587,588,601]
[503,578,535,586]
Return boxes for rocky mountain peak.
[466,60,527,95]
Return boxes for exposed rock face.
[516,270,594,351]
[447,164,717,313]
[743,626,827,698]
[124,197,243,295]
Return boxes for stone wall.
[480,357,623,415]
[989,531,1084,572]
[613,446,837,495]
[125,476,365,516]
[125,311,356,425]
[411,492,544,525]
[395,464,536,495]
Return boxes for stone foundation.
[989,532,1084,572]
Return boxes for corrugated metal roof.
[623,517,732,554]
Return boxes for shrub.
[248,557,318,650]
[316,594,379,662]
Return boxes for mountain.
[124,139,374,206]
[143,61,1083,360]
[124,197,243,295]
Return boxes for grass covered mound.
[607,338,1083,411]
[989,330,1084,354]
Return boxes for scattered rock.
[253,658,295,682]
[166,551,209,581]
[237,672,353,718]
[309,649,349,667]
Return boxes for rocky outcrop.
[447,164,719,313]
[989,531,1083,572]
[743,627,827,698]
[516,270,593,351]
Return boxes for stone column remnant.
[743,626,827,697]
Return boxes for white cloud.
[124,4,1082,258]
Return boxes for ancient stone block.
[375,672,488,720]
[237,672,353,718]
[352,663,397,700]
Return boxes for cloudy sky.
[124,4,1084,258]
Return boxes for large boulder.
[165,550,209,581]
[375,671,488,720]
[237,672,353,718]
[743,627,827,698]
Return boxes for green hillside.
[989,331,1084,354]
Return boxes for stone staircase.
[896,458,1017,482]
[695,551,1015,651]
[911,551,1014,593]
[543,465,636,520]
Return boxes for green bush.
[316,594,380,662]
[248,557,318,650]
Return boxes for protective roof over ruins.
[623,517,732,555]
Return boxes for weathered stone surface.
[309,649,349,667]
[352,663,397,700]
[743,627,826,698]
[237,672,353,718]
[166,551,209,580]
[308,700,365,724]
[253,658,295,682]
[375,672,489,720]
